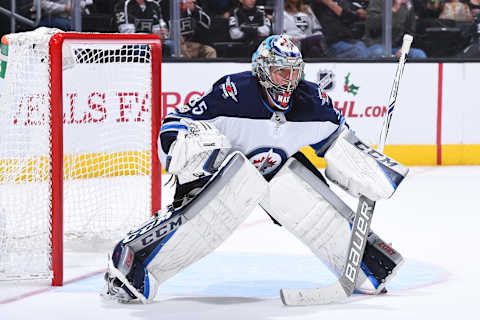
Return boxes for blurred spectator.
[441,0,473,20]
[179,0,217,58]
[283,0,330,57]
[114,0,168,36]
[457,0,480,57]
[228,0,272,56]
[439,0,473,21]
[364,0,427,58]
[311,0,369,58]
[113,0,172,56]
[413,0,443,19]
[36,0,74,31]
[1,12,8,38]
[469,0,480,17]
[413,0,443,30]
[257,0,275,19]
[202,0,238,18]
[90,0,117,14]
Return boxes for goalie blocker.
[322,127,409,202]
[104,152,268,303]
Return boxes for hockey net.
[0,28,162,285]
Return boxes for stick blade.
[280,282,347,306]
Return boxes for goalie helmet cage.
[0,28,162,286]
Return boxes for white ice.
[1,166,479,320]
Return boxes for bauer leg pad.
[261,157,403,294]
[104,152,268,303]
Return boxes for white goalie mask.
[252,35,304,111]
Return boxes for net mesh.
[0,28,155,280]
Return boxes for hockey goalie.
[103,35,408,303]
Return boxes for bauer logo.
[344,200,372,284]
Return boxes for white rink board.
[1,56,152,156]
[62,63,151,154]
[304,62,437,145]
[3,60,478,148]
[442,63,480,144]
[162,62,437,145]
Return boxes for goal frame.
[48,32,162,286]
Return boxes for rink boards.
[1,61,479,167]
[162,62,480,166]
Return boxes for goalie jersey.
[159,71,344,180]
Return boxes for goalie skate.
[103,251,159,304]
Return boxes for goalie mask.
[252,35,304,111]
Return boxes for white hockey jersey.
[158,71,344,180]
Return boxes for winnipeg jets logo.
[247,148,287,175]
[253,156,277,173]
[221,76,238,102]
[318,89,329,105]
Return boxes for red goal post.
[0,28,162,286]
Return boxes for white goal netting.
[0,28,160,281]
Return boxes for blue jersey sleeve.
[158,74,232,157]
[291,80,348,156]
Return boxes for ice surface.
[1,166,478,319]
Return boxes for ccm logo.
[344,201,372,283]
[353,141,398,168]
[122,215,183,245]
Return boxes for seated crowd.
[3,0,480,58]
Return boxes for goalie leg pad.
[104,152,268,303]
[105,244,159,304]
[261,157,403,294]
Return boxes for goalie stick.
[280,34,414,306]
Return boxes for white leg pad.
[146,152,268,286]
[261,158,372,290]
